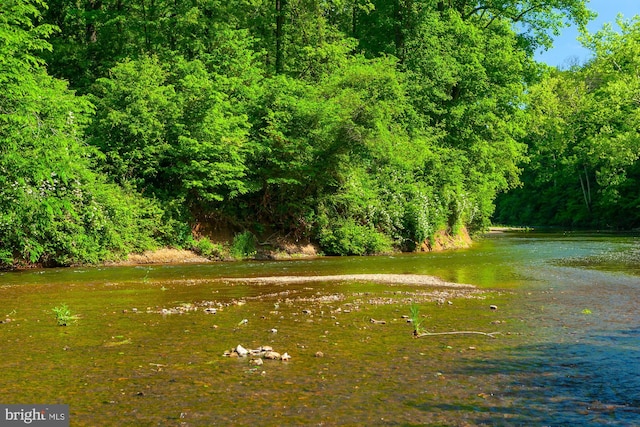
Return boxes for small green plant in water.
[410,303,425,336]
[52,304,79,326]
[142,267,152,283]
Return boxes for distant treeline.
[1,0,637,267]
[495,17,640,229]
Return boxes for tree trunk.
[394,0,404,62]
[584,164,591,205]
[275,0,286,74]
[86,0,102,43]
[579,172,591,212]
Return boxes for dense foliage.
[1,0,164,267]
[495,16,640,229]
[5,0,635,266]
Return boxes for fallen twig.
[414,331,501,339]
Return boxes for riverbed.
[0,231,638,425]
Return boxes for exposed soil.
[421,227,473,251]
[106,228,473,266]
[108,248,211,265]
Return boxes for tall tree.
[496,16,640,229]
[0,0,161,266]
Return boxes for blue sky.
[534,0,640,67]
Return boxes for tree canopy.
[495,16,640,229]
[3,0,637,266]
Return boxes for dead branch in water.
[414,331,501,339]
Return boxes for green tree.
[496,16,640,229]
[0,0,161,267]
[89,55,256,215]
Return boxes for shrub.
[230,231,257,259]
[192,237,226,259]
[52,304,79,326]
[317,218,392,256]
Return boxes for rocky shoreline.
[224,274,475,288]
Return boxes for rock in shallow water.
[236,344,249,357]
[264,351,281,360]
[224,345,290,361]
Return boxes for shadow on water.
[404,327,640,426]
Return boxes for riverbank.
[105,248,212,265]
[110,227,474,266]
[1,227,475,270]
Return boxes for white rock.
[236,344,249,357]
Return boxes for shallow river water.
[0,231,638,426]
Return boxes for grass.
[52,304,79,326]
[410,303,425,336]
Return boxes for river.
[0,231,638,426]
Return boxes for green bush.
[192,237,226,260]
[317,218,392,256]
[230,231,257,259]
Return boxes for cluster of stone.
[223,345,291,363]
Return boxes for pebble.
[315,351,324,358]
